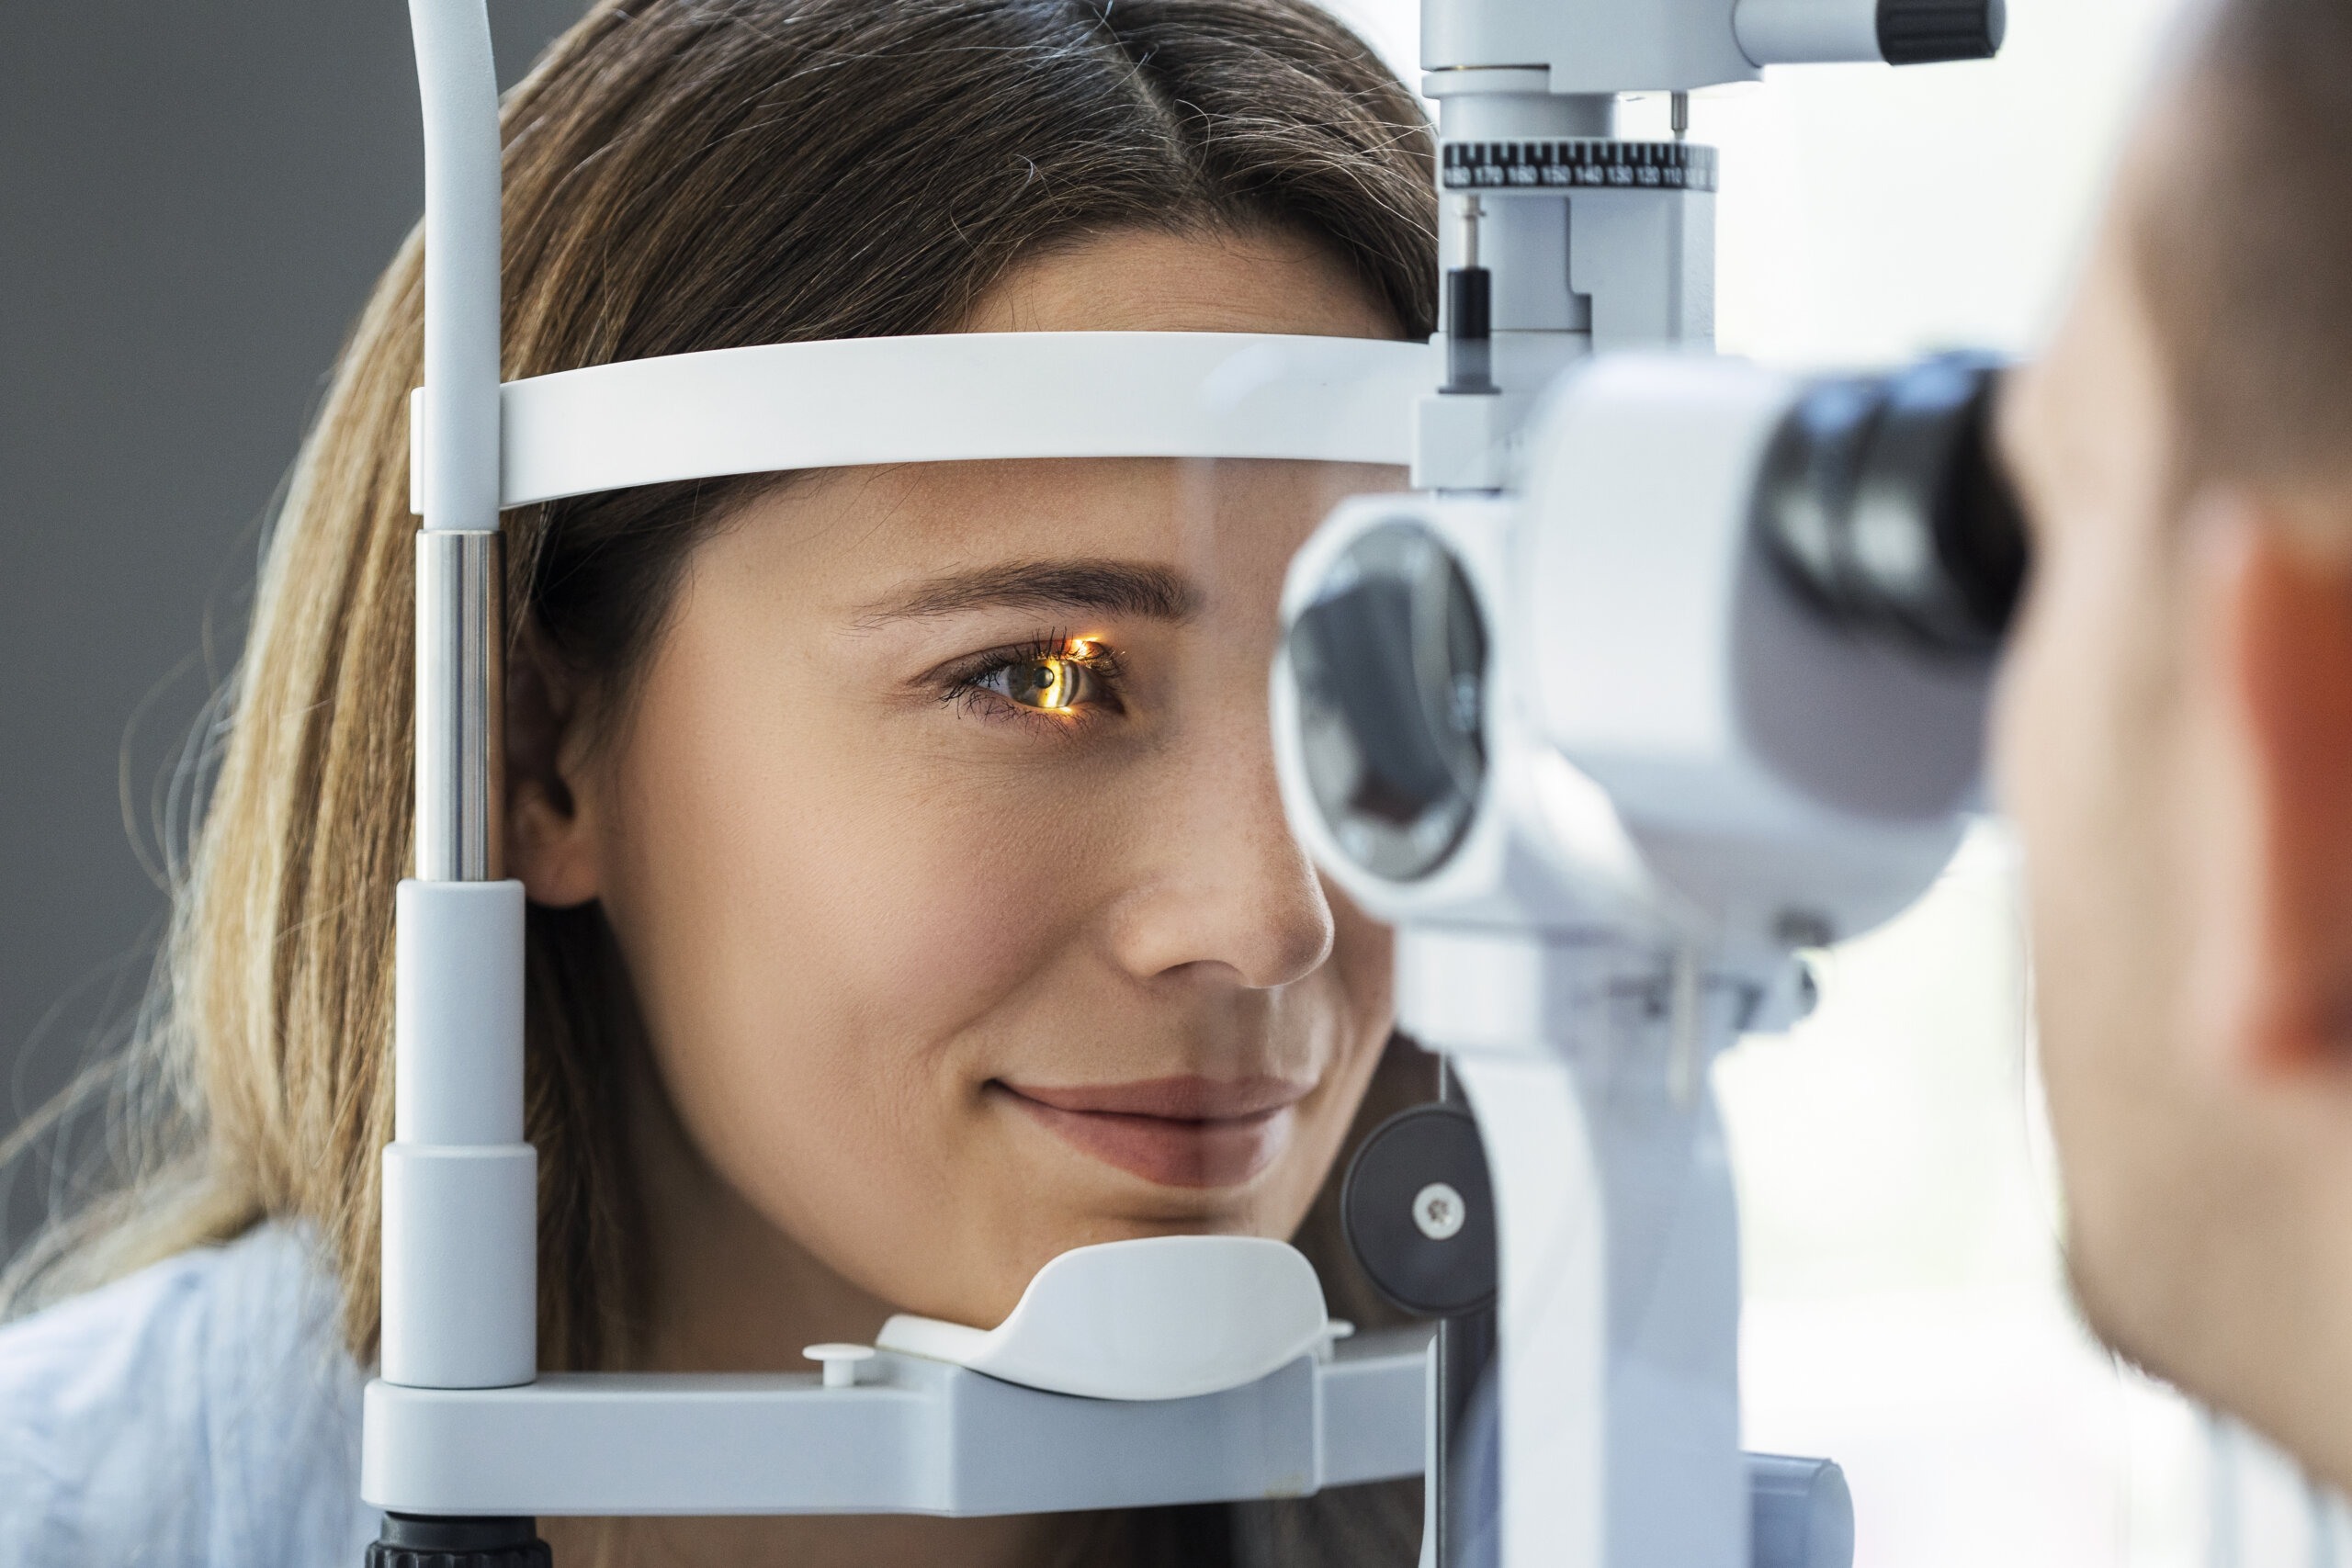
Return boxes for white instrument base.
[362,1332,1428,1517]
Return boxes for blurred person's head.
[1997,0,2352,1486]
[3,2,1437,1559]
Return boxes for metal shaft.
[1436,1306,1500,1568]
[414,529,504,883]
[1433,1055,1500,1568]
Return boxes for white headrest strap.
[409,331,1431,513]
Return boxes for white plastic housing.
[1732,0,1883,63]
[381,878,536,1390]
[363,1332,1430,1515]
[1453,1031,1744,1568]
[1276,355,1984,975]
[1515,355,1983,952]
[1423,0,1759,91]
[381,1143,537,1389]
[1422,0,1958,85]
[877,1235,1331,1402]
[407,0,500,537]
[394,879,524,1144]
[1272,488,1668,946]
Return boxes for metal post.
[414,529,503,884]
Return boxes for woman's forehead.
[716,456,1396,606]
[960,227,1398,342]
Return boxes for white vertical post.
[410,0,502,544]
[381,0,537,1393]
[1400,927,1747,1568]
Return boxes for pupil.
[1017,660,1065,706]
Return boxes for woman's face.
[517,229,1403,1331]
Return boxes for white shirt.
[0,1224,379,1566]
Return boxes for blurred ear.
[504,623,603,909]
[2204,492,2352,1074]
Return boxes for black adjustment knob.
[367,1514,552,1568]
[1878,0,2006,63]
[1342,1103,1497,1317]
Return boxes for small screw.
[803,1342,876,1389]
[1412,1181,1468,1241]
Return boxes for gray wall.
[1,1,586,1247]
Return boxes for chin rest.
[876,1235,1335,1401]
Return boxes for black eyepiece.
[1755,352,2029,660]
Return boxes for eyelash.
[938,634,1127,730]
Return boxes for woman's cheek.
[1324,881,1396,1038]
[784,761,1117,1034]
[1244,892,1391,1235]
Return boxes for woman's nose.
[1100,711,1335,991]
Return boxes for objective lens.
[1286,522,1487,882]
[1755,352,2029,658]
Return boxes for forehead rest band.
[410,331,1431,513]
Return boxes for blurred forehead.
[958,226,1399,340]
[2099,29,2352,502]
[2000,133,2179,552]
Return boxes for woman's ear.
[2199,491,2352,1076]
[505,622,604,909]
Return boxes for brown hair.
[5,0,1436,1561]
[2134,0,2352,494]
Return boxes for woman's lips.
[996,1075,1310,1189]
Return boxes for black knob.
[367,1514,551,1568]
[1878,0,2006,63]
[1342,1103,1498,1317]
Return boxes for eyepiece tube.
[1755,353,2028,660]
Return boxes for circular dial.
[1341,1104,1497,1318]
[1440,139,1718,195]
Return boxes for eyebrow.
[856,558,1204,626]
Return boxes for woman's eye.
[944,637,1120,723]
[986,655,1099,712]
